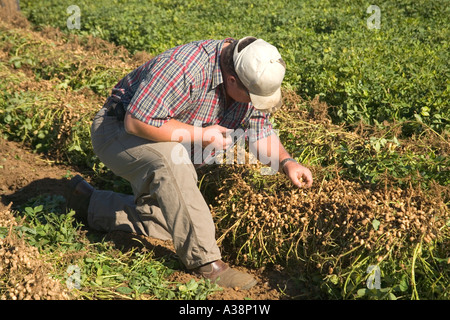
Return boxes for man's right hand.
[201,125,234,150]
[124,112,234,151]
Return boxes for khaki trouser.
[89,108,221,269]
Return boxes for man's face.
[224,75,252,104]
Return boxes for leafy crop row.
[0,21,135,165]
[21,0,449,133]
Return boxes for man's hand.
[124,112,233,150]
[251,132,313,188]
[282,161,313,188]
[201,125,234,150]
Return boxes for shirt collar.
[210,38,234,90]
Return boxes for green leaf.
[116,286,133,295]
[178,285,187,292]
[17,225,37,235]
[398,276,409,292]
[329,274,339,285]
[186,279,199,291]
[36,227,47,236]
[344,160,355,165]
[357,288,367,297]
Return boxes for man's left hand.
[282,161,313,189]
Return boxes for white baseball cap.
[233,37,286,112]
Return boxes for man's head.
[221,36,286,113]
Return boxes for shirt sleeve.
[246,110,275,143]
[127,57,191,127]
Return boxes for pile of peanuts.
[0,206,71,300]
[210,165,449,265]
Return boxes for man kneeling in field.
[65,36,313,290]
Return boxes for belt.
[105,98,126,121]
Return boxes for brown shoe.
[192,260,257,290]
[64,175,95,224]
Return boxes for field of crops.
[0,0,449,301]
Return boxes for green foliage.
[343,241,449,300]
[16,195,81,251]
[274,107,450,189]
[0,82,95,165]
[0,88,63,153]
[76,249,220,300]
[10,194,221,300]
[0,24,129,97]
[21,0,450,133]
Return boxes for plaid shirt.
[110,39,274,143]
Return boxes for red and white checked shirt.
[110,39,274,143]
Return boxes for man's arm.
[251,133,313,188]
[124,111,233,149]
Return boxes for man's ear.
[226,74,239,88]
